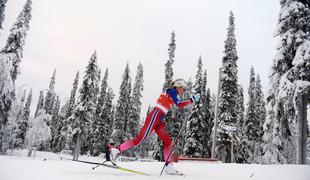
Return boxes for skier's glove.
[191,94,200,102]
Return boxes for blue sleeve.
[166,89,180,105]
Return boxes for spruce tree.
[237,68,258,163]
[55,71,79,152]
[0,0,32,150]
[44,69,56,116]
[217,11,239,163]
[235,84,250,163]
[111,63,132,145]
[129,63,144,139]
[35,90,44,118]
[163,31,176,91]
[67,71,79,118]
[92,87,115,155]
[184,57,212,157]
[253,74,266,161]
[202,70,213,157]
[103,88,115,140]
[1,0,32,82]
[184,57,205,157]
[95,68,108,118]
[262,0,310,164]
[1,89,26,154]
[50,95,60,151]
[245,67,259,142]
[178,79,193,155]
[255,74,266,141]
[210,93,217,121]
[52,96,60,120]
[236,85,245,130]
[69,51,100,159]
[15,89,32,148]
[91,68,109,155]
[0,0,8,30]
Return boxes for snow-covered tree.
[102,88,115,142]
[253,74,266,161]
[129,63,144,139]
[0,0,8,30]
[152,139,164,161]
[67,71,79,118]
[245,67,259,142]
[111,63,132,145]
[92,87,115,156]
[236,85,245,132]
[0,53,14,132]
[35,90,44,118]
[184,57,212,157]
[217,11,239,163]
[15,89,32,148]
[184,57,205,157]
[52,96,60,119]
[177,79,194,153]
[69,51,100,159]
[50,95,60,151]
[95,68,108,118]
[202,70,213,157]
[210,93,217,121]
[54,72,80,152]
[1,0,32,82]
[44,69,56,116]
[238,68,258,163]
[26,109,51,154]
[1,88,26,154]
[262,0,310,164]
[91,68,110,155]
[0,0,32,152]
[163,31,176,91]
[235,84,251,163]
[0,2,32,149]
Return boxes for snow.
[0,151,310,180]
[293,40,310,66]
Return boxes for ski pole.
[92,160,108,170]
[159,111,191,176]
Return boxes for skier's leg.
[118,108,162,152]
[154,121,172,163]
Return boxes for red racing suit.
[118,88,192,163]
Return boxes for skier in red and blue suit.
[108,79,200,174]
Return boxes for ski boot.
[107,143,120,166]
[165,163,183,175]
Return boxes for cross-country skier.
[107,79,200,175]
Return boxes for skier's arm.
[176,99,192,108]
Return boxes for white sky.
[0,0,280,117]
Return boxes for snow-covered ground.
[0,151,309,180]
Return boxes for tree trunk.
[73,132,81,161]
[211,68,222,159]
[297,95,307,164]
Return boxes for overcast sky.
[0,0,280,117]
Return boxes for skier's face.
[176,87,185,96]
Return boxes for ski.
[61,158,150,176]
